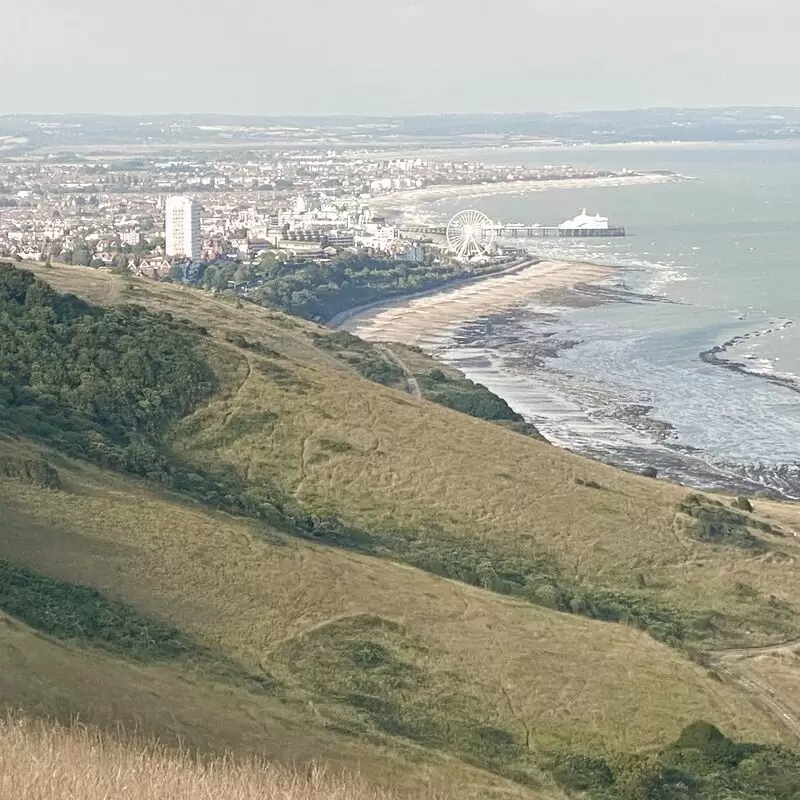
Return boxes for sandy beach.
[372,172,673,216]
[344,260,614,345]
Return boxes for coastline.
[372,172,674,216]
[326,257,541,328]
[342,260,615,345]
[342,259,800,499]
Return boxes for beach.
[341,250,800,498]
[372,172,674,216]
[344,142,800,499]
[343,260,614,344]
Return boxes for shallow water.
[416,143,800,496]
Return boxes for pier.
[401,223,626,239]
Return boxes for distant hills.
[4,107,800,151]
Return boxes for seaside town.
[5,1,800,790]
[0,143,632,287]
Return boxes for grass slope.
[13,261,800,645]
[1,261,798,792]
[0,443,786,769]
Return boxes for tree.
[233,264,252,285]
[202,266,218,290]
[112,253,130,273]
[72,248,92,267]
[169,264,185,282]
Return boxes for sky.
[3,0,799,116]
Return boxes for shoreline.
[326,257,541,328]
[342,259,800,499]
[372,172,675,216]
[342,260,616,345]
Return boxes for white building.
[165,196,201,259]
[559,209,609,230]
[120,229,141,247]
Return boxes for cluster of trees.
[0,263,323,539]
[196,258,262,291]
[252,254,468,322]
[184,252,482,323]
[0,264,216,466]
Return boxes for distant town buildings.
[0,131,628,276]
[165,196,201,259]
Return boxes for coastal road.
[375,344,422,399]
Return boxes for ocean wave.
[430,306,800,498]
[443,338,800,497]
[484,236,691,297]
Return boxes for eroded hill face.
[1,261,799,797]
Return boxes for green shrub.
[0,560,195,660]
[549,754,614,792]
[428,385,522,421]
[356,356,403,386]
[679,494,773,551]
[551,722,800,799]
[671,721,740,764]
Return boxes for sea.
[410,142,800,497]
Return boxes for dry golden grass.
[0,715,404,800]
[725,647,800,740]
[0,607,523,799]
[5,261,799,767]
[172,338,800,649]
[39,262,794,641]
[0,450,785,757]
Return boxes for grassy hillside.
[3,440,796,795]
[1,261,799,796]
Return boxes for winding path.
[375,345,422,399]
[709,636,800,743]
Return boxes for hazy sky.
[4,0,798,115]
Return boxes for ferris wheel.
[446,209,495,259]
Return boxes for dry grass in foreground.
[0,715,403,800]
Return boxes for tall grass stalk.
[0,715,399,800]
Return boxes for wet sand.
[344,260,615,345]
